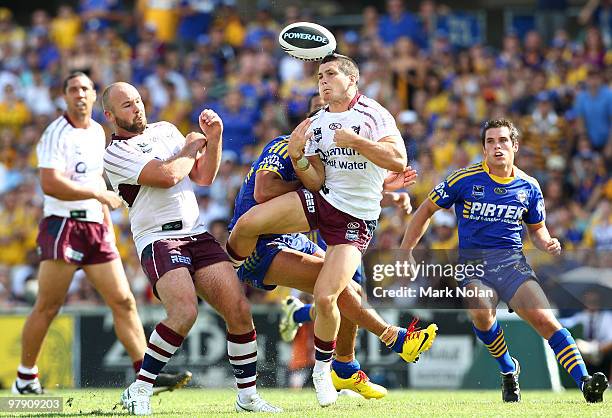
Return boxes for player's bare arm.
[138,132,206,188]
[400,198,439,250]
[526,222,561,255]
[381,192,412,213]
[190,109,223,186]
[333,130,407,172]
[253,171,301,203]
[288,118,325,191]
[40,168,122,209]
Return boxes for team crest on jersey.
[329,123,342,130]
[137,142,152,153]
[471,185,485,200]
[517,190,527,203]
[313,127,322,142]
[351,125,360,135]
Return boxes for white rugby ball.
[279,22,336,61]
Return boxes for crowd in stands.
[0,0,610,308]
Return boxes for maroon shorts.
[37,216,119,265]
[297,189,377,253]
[140,232,230,298]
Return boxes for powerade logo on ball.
[282,27,329,48]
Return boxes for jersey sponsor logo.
[313,127,323,142]
[329,123,342,130]
[434,181,449,199]
[467,202,526,223]
[170,254,192,264]
[345,229,359,241]
[302,190,316,213]
[137,142,153,153]
[75,162,87,173]
[261,154,281,168]
[494,187,507,195]
[517,190,527,203]
[471,185,485,200]
[347,221,360,229]
[351,125,360,135]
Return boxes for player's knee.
[530,313,560,338]
[230,297,253,327]
[314,294,338,317]
[470,309,496,330]
[168,303,198,334]
[109,293,137,314]
[33,299,62,320]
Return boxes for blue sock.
[548,328,588,389]
[331,358,361,379]
[293,304,313,323]
[473,321,516,374]
[390,328,407,353]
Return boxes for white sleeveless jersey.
[305,94,402,220]
[37,115,106,223]
[103,121,206,256]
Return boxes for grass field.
[0,388,609,417]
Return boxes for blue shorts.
[458,250,536,304]
[237,233,363,290]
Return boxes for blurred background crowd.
[0,0,610,308]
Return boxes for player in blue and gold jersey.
[401,118,607,403]
[229,94,436,399]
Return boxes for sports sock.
[133,359,143,373]
[137,323,184,389]
[225,242,247,268]
[473,321,516,374]
[16,364,38,386]
[227,329,258,403]
[548,328,588,388]
[313,336,336,373]
[293,304,313,323]
[331,358,360,379]
[389,328,408,354]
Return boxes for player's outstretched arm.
[138,132,206,188]
[526,223,562,255]
[190,110,224,186]
[40,168,122,208]
[400,199,439,250]
[253,171,301,203]
[333,130,407,172]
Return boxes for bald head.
[102,82,147,135]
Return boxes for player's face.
[108,85,147,134]
[483,127,518,167]
[309,95,325,113]
[317,61,353,103]
[64,76,96,117]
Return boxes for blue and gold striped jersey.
[229,136,294,230]
[428,161,545,249]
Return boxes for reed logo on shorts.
[302,190,316,213]
[170,254,192,265]
[65,246,84,262]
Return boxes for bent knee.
[167,303,198,332]
[315,294,338,316]
[470,309,496,330]
[109,293,137,313]
[225,298,252,327]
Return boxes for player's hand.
[390,192,412,213]
[95,190,123,209]
[383,166,417,191]
[546,238,561,256]
[288,118,312,159]
[198,109,223,140]
[333,128,358,148]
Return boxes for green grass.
[0,388,608,417]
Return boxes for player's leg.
[121,267,197,415]
[83,259,146,367]
[464,280,521,402]
[510,279,607,402]
[226,191,310,266]
[13,260,77,394]
[194,261,282,412]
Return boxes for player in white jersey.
[102,82,281,415]
[13,73,190,396]
[226,54,437,407]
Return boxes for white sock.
[238,386,257,403]
[313,360,331,374]
[17,364,38,386]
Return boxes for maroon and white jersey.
[103,121,206,256]
[305,94,401,220]
[36,115,106,223]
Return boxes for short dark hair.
[63,71,93,93]
[320,53,359,83]
[480,118,520,146]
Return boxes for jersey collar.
[482,160,515,184]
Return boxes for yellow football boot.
[331,369,387,399]
[398,318,438,363]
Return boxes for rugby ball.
[279,22,336,61]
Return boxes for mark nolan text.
[372,286,494,299]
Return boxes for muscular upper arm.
[421,197,442,217]
[378,135,407,156]
[254,170,284,203]
[138,159,175,188]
